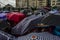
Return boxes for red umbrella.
[7,12,26,24]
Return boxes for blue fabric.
[0,13,7,20]
[53,29,60,36]
[53,26,60,36]
[55,26,60,30]
[49,10,58,14]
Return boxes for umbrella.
[0,13,7,20]
[41,14,60,26]
[12,14,44,35]
[7,12,26,24]
[49,10,58,14]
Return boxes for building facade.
[37,0,47,8]
[51,0,57,7]
[56,0,60,7]
[16,0,47,8]
[51,0,60,7]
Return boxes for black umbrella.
[41,14,60,26]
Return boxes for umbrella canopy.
[0,12,7,20]
[7,12,26,24]
[12,14,44,35]
[49,10,58,14]
[41,14,60,26]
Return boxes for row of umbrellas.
[0,9,60,35]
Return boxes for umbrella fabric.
[0,21,9,30]
[0,13,7,20]
[49,10,58,14]
[0,30,14,40]
[7,12,26,24]
[12,14,44,35]
[41,14,60,26]
[53,26,60,36]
